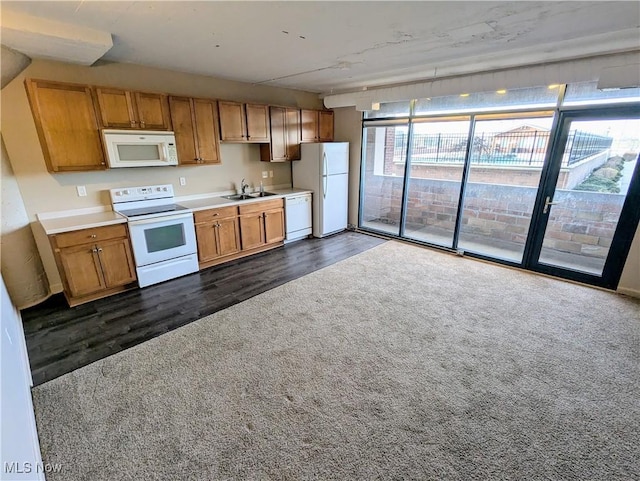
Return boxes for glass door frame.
[525,104,640,289]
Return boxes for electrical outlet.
[262,171,268,179]
[179,177,186,186]
[269,170,273,178]
[76,185,87,197]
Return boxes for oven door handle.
[128,212,193,226]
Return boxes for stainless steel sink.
[222,194,254,200]
[222,192,278,201]
[250,191,277,197]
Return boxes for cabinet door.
[196,222,220,262]
[239,214,265,250]
[95,87,137,128]
[169,96,199,164]
[285,108,301,160]
[25,80,106,172]
[98,238,137,288]
[300,109,318,142]
[217,217,241,256]
[134,92,171,130]
[245,104,270,142]
[59,244,106,297]
[264,208,285,244]
[267,106,287,161]
[318,111,334,141]
[193,99,221,163]
[218,101,246,141]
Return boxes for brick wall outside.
[362,175,625,259]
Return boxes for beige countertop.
[40,211,127,235]
[38,189,313,234]
[178,188,312,212]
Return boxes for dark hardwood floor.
[21,231,386,386]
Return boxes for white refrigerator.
[292,142,349,238]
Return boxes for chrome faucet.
[240,178,249,194]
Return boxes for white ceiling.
[1,1,639,94]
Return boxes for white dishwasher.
[284,193,312,243]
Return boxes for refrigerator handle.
[322,152,328,199]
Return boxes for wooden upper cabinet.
[245,104,270,142]
[169,96,221,165]
[265,106,287,161]
[286,108,301,160]
[24,79,106,172]
[218,101,246,141]
[193,99,221,163]
[301,109,334,142]
[260,106,300,162]
[300,109,317,142]
[95,88,136,128]
[218,101,270,142]
[134,92,171,130]
[318,110,334,141]
[96,87,171,130]
[169,96,198,163]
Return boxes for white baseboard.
[617,286,640,298]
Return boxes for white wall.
[618,225,640,297]
[0,274,45,481]
[333,107,363,227]
[1,137,49,308]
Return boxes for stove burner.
[118,203,189,218]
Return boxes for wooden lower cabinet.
[50,224,137,306]
[238,198,285,248]
[195,206,241,267]
[195,199,285,269]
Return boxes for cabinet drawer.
[194,206,238,223]
[54,224,127,248]
[238,198,284,215]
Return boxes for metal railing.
[393,130,612,167]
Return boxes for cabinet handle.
[140,121,146,128]
[97,247,103,253]
[213,213,219,216]
[130,120,136,127]
[92,247,98,253]
[90,234,97,238]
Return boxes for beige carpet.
[32,241,640,480]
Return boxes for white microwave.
[102,129,178,168]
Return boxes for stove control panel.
[110,184,174,204]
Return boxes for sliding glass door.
[404,117,470,247]
[528,108,640,288]
[359,85,640,289]
[458,112,554,262]
[360,121,409,236]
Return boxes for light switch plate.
[262,171,268,179]
[269,170,273,178]
[179,177,186,186]
[76,186,87,197]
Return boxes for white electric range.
[110,184,198,287]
